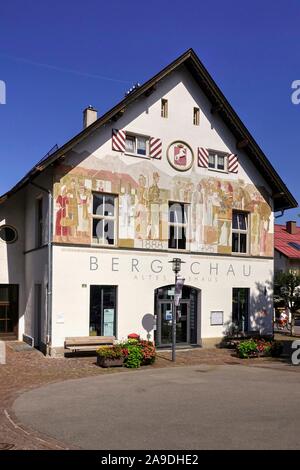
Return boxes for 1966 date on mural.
[100,454,199,466]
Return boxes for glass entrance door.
[159,301,173,345]
[177,301,189,343]
[157,300,190,346]
[155,285,198,347]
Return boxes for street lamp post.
[169,257,185,362]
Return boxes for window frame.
[89,285,118,337]
[124,132,150,159]
[232,210,250,255]
[232,287,250,333]
[207,149,228,173]
[91,192,118,247]
[161,98,168,118]
[193,107,200,126]
[168,201,190,251]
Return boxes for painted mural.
[53,155,273,257]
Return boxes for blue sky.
[0,0,299,222]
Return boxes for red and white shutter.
[149,137,162,159]
[112,128,126,152]
[228,153,238,173]
[197,147,209,168]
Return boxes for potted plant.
[96,345,124,368]
[236,337,283,359]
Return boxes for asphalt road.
[13,364,300,450]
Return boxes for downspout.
[30,182,53,355]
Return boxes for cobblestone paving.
[0,341,297,450]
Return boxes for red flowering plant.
[117,336,156,367]
[236,338,280,359]
[139,340,156,365]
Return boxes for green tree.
[274,271,300,335]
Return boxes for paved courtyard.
[12,362,300,450]
[0,343,300,449]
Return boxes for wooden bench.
[64,336,115,353]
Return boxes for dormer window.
[161,99,168,118]
[193,107,200,125]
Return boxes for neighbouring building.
[275,221,300,274]
[0,49,297,354]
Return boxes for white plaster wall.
[52,246,273,347]
[22,170,52,345]
[0,190,25,339]
[71,65,273,203]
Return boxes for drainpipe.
[30,182,53,355]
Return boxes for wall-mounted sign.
[210,311,224,326]
[167,141,194,171]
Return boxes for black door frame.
[89,285,118,337]
[154,285,199,347]
[0,284,19,338]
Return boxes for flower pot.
[96,356,124,368]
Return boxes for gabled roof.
[275,224,300,259]
[0,48,297,211]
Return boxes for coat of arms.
[174,144,187,166]
[167,141,194,171]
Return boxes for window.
[161,98,168,118]
[92,193,117,245]
[232,211,249,254]
[90,285,117,336]
[125,134,148,157]
[36,197,43,247]
[168,202,189,250]
[208,151,226,171]
[232,288,249,332]
[0,225,18,244]
[193,107,200,125]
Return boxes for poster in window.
[165,310,173,321]
[103,309,114,336]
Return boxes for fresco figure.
[67,178,79,237]
[251,205,260,255]
[77,186,90,236]
[135,175,148,239]
[55,185,70,240]
[219,221,229,246]
[191,182,204,247]
[147,172,160,240]
[120,185,134,239]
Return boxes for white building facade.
[0,50,297,353]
